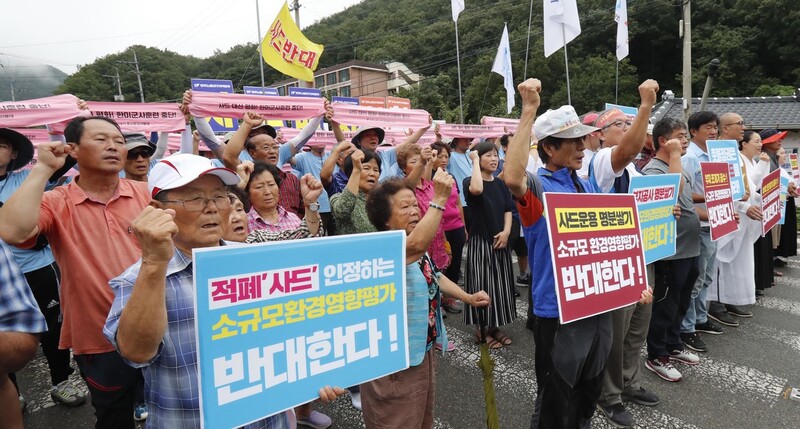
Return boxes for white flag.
[492,24,515,114]
[452,0,465,22]
[543,0,582,58]
[615,0,629,60]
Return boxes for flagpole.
[615,60,619,104]
[455,20,464,123]
[523,0,534,80]
[562,25,571,105]
[255,0,266,91]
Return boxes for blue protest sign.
[331,96,359,105]
[780,175,789,224]
[191,78,239,133]
[707,140,745,201]
[288,87,321,98]
[243,86,280,96]
[629,174,681,264]
[604,103,638,117]
[193,231,408,429]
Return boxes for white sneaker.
[669,348,700,366]
[646,356,682,382]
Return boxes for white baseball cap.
[149,153,240,198]
[534,106,599,141]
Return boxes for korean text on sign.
[193,231,408,429]
[543,193,648,324]
[628,174,680,263]
[699,162,738,241]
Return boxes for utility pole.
[288,0,311,88]
[256,0,266,91]
[681,0,692,119]
[118,50,145,102]
[103,67,124,101]
[9,79,14,102]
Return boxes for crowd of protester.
[0,77,795,429]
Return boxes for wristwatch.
[307,202,320,212]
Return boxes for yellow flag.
[262,2,324,81]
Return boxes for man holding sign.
[103,154,345,427]
[642,118,702,381]
[502,79,652,429]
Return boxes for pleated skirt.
[463,235,516,327]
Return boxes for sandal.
[774,271,784,277]
[491,330,513,346]
[485,336,504,349]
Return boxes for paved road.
[19,257,800,428]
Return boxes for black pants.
[444,226,466,284]
[648,257,700,359]
[530,315,610,429]
[74,351,139,429]
[22,262,73,386]
[321,212,336,237]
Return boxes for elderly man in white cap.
[104,154,345,428]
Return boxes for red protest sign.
[543,193,648,324]
[358,97,386,109]
[699,162,738,241]
[760,169,782,236]
[386,96,411,109]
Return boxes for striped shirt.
[247,206,302,234]
[104,245,290,429]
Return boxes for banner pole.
[523,0,534,80]
[455,20,465,123]
[562,25,571,106]
[256,0,266,91]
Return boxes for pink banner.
[10,128,51,144]
[331,102,430,129]
[0,94,84,128]
[86,102,185,133]
[481,116,533,134]
[188,92,325,120]
[437,124,506,139]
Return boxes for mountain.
[53,0,800,121]
[0,58,68,101]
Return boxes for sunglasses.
[127,150,152,160]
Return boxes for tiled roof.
[650,90,800,130]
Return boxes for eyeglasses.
[724,121,745,127]
[602,120,632,130]
[161,195,231,212]
[126,150,151,160]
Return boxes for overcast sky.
[0,0,363,75]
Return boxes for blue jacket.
[516,167,596,318]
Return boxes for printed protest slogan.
[193,232,408,428]
[188,91,325,121]
[708,140,746,201]
[700,162,738,241]
[0,94,85,128]
[437,124,507,139]
[790,154,800,184]
[543,193,648,324]
[628,174,680,263]
[330,102,430,129]
[761,169,782,235]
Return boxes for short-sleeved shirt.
[0,169,56,273]
[0,240,47,334]
[277,170,303,217]
[292,151,331,213]
[463,177,515,241]
[447,151,473,206]
[104,246,289,429]
[683,142,710,227]
[21,177,150,354]
[441,180,465,231]
[587,146,641,193]
[642,158,701,259]
[324,169,349,197]
[247,206,302,234]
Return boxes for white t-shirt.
[576,148,597,179]
[588,147,641,193]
